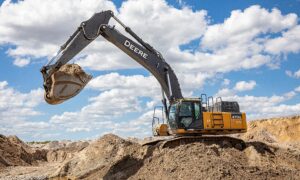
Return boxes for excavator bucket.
[44,64,92,105]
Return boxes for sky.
[0,0,299,141]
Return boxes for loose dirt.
[237,116,300,144]
[0,116,300,180]
[0,135,47,168]
[44,64,92,105]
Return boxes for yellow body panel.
[155,124,169,136]
[168,112,247,135]
[203,112,247,130]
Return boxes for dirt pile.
[133,141,300,180]
[49,134,300,180]
[46,140,90,163]
[237,116,300,144]
[0,135,47,168]
[0,116,300,180]
[51,134,146,179]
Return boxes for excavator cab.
[168,99,203,130]
[153,97,247,136]
[153,98,203,136]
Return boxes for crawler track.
[142,136,246,150]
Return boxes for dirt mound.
[47,134,300,180]
[0,135,47,168]
[46,141,89,163]
[51,134,146,179]
[238,116,300,144]
[133,142,300,180]
[1,116,300,179]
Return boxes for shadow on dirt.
[103,156,143,180]
[103,143,158,180]
[246,141,276,155]
[101,138,276,179]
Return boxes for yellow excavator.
[41,10,247,148]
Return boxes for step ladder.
[211,113,224,128]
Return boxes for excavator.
[41,10,247,148]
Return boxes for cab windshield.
[179,102,192,116]
[168,101,202,129]
[179,101,201,129]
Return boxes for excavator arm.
[41,10,182,106]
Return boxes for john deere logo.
[124,40,148,59]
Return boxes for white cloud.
[0,81,43,118]
[0,0,116,64]
[14,122,51,132]
[87,71,204,104]
[32,132,61,140]
[100,110,156,138]
[0,1,298,76]
[49,73,162,133]
[0,80,52,138]
[286,69,300,79]
[218,86,300,120]
[259,103,300,116]
[0,81,8,89]
[118,0,207,50]
[67,127,91,133]
[88,73,160,96]
[0,1,298,93]
[286,70,293,77]
[49,88,146,132]
[284,91,297,99]
[222,79,231,86]
[169,5,299,75]
[265,25,300,54]
[215,80,300,119]
[234,80,256,91]
[50,89,142,124]
[79,0,208,73]
[202,5,297,49]
[77,41,140,71]
[216,88,235,97]
[13,57,30,67]
[296,70,300,78]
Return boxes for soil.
[44,64,92,105]
[237,116,300,144]
[0,116,300,180]
[0,135,47,168]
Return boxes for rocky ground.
[0,116,299,180]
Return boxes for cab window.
[179,102,193,128]
[194,102,200,120]
[179,102,192,117]
[168,103,177,128]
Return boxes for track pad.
[44,64,92,105]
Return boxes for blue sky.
[0,0,299,141]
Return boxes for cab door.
[178,101,203,129]
[168,103,178,129]
[190,102,203,129]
